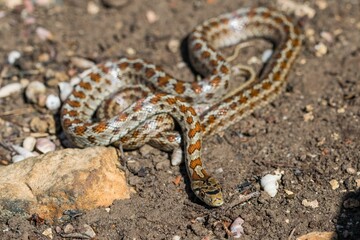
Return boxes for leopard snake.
[61,7,303,207]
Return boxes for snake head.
[191,176,224,207]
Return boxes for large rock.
[0,147,130,220]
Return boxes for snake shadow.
[335,189,360,239]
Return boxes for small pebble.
[337,107,345,113]
[329,179,339,190]
[155,160,170,170]
[87,1,100,14]
[303,112,314,122]
[276,0,316,18]
[36,27,54,41]
[36,138,56,153]
[0,83,23,98]
[63,224,74,234]
[38,53,50,62]
[315,0,328,10]
[355,179,360,188]
[320,31,333,43]
[302,199,319,208]
[167,39,180,53]
[305,104,314,112]
[45,94,61,111]
[30,117,49,133]
[7,50,21,64]
[4,0,22,9]
[12,145,36,158]
[81,224,96,238]
[12,155,26,163]
[346,167,356,175]
[25,81,47,104]
[58,82,73,101]
[127,160,142,174]
[71,57,95,69]
[171,148,183,166]
[230,217,245,239]
[314,42,327,57]
[261,49,273,63]
[105,207,111,213]
[146,10,159,23]
[215,168,223,174]
[126,47,136,56]
[260,173,282,197]
[42,228,53,239]
[23,136,37,151]
[172,236,181,240]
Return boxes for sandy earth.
[0,0,359,239]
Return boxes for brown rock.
[0,147,130,220]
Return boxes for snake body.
[61,7,303,207]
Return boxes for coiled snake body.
[61,7,303,207]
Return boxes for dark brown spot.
[73,90,86,99]
[87,136,96,144]
[90,73,101,83]
[189,157,202,169]
[173,82,185,94]
[250,88,260,97]
[158,75,170,87]
[262,82,272,90]
[133,62,143,71]
[75,125,87,136]
[191,82,202,94]
[210,76,221,87]
[201,51,211,59]
[273,71,281,81]
[166,97,176,105]
[92,122,107,133]
[187,139,201,154]
[192,43,202,52]
[145,67,156,78]
[186,116,193,124]
[66,100,81,108]
[79,81,92,90]
[239,96,248,104]
[118,62,129,70]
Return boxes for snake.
[61,7,303,207]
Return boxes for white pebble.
[171,148,183,166]
[25,81,47,103]
[146,10,159,23]
[230,217,245,239]
[215,168,224,174]
[87,1,100,15]
[12,145,37,158]
[172,236,181,240]
[42,228,53,239]
[260,173,282,197]
[36,138,56,153]
[12,155,26,163]
[261,49,273,63]
[71,57,95,69]
[167,39,180,53]
[314,42,327,57]
[23,136,37,151]
[302,199,319,208]
[81,224,96,238]
[126,47,136,56]
[0,83,23,98]
[7,50,21,64]
[45,94,61,111]
[58,82,73,101]
[36,27,54,41]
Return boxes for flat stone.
[0,147,130,220]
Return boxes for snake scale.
[61,7,303,207]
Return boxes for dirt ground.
[0,0,359,239]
